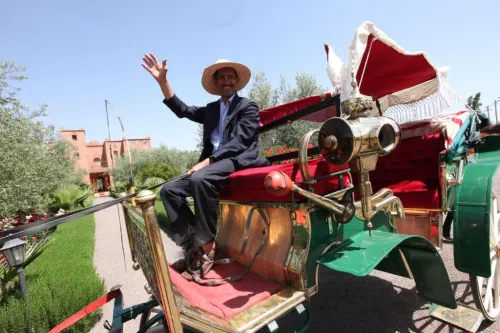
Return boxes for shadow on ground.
[303,266,497,333]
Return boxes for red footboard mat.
[168,262,282,319]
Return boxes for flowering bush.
[0,211,54,275]
[263,143,317,164]
[0,211,52,232]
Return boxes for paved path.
[87,196,500,333]
[89,197,153,333]
[89,197,182,333]
[308,242,500,333]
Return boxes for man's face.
[214,67,239,98]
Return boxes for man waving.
[141,53,267,281]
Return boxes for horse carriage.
[1,22,499,333]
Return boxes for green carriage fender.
[454,161,500,278]
[316,230,457,309]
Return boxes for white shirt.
[211,94,234,153]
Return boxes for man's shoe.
[171,257,188,273]
[181,244,216,282]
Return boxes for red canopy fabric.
[258,92,336,127]
[355,34,436,99]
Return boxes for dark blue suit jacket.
[163,93,270,171]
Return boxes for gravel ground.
[89,197,151,333]
[307,242,499,333]
[88,197,183,333]
[306,166,500,333]
[87,196,500,333]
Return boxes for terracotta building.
[60,128,151,195]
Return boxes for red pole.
[48,289,122,333]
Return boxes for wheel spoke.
[471,189,500,320]
[484,259,497,311]
[494,197,500,244]
[491,197,497,248]
[494,259,500,309]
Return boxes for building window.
[72,135,77,141]
[94,158,100,162]
[113,151,118,158]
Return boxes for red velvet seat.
[220,131,445,209]
[367,132,445,209]
[220,158,352,203]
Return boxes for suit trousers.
[159,158,236,249]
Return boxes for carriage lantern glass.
[0,238,28,301]
[0,238,27,267]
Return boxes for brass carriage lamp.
[264,76,404,235]
[0,238,28,301]
[318,77,403,234]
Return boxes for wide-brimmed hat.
[201,59,251,96]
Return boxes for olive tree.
[0,61,83,217]
[247,70,327,150]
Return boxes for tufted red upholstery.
[219,158,352,203]
[220,133,445,208]
[365,132,446,209]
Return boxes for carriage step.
[429,303,483,332]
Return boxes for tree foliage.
[110,144,199,187]
[196,124,204,152]
[136,161,180,183]
[247,70,327,150]
[467,92,482,111]
[0,61,84,217]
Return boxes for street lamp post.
[0,238,28,301]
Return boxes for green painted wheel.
[470,189,500,321]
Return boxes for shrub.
[0,214,105,333]
[110,145,198,185]
[0,212,55,281]
[136,161,179,183]
[48,184,94,213]
[262,143,317,164]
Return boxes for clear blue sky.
[3,0,499,151]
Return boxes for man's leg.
[188,159,236,249]
[159,176,195,248]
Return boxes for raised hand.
[142,53,168,83]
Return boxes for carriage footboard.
[122,190,313,333]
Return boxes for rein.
[0,174,187,245]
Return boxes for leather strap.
[187,207,270,286]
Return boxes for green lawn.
[0,214,105,333]
[155,199,169,227]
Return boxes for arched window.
[94,158,100,162]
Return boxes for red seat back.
[367,132,446,209]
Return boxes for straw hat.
[201,59,251,96]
